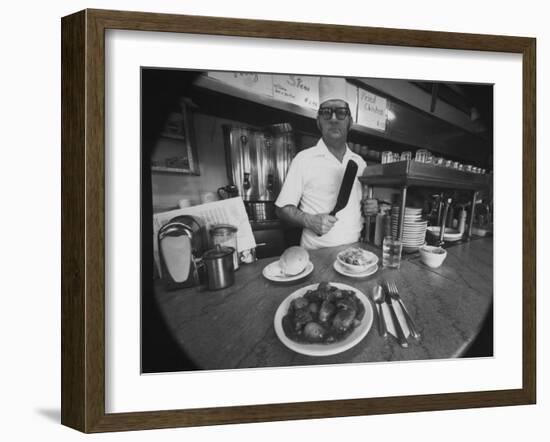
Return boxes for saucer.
[262,260,314,282]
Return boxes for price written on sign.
[357,89,387,131]
[272,75,319,110]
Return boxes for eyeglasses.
[317,107,351,120]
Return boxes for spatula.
[329,159,358,216]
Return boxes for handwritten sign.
[357,89,387,131]
[272,75,319,110]
[346,83,358,119]
[207,71,274,97]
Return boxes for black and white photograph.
[141,69,494,373]
[3,0,546,437]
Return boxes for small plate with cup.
[262,260,314,282]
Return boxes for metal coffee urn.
[223,123,296,221]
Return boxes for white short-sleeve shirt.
[275,139,366,250]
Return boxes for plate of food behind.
[273,282,374,356]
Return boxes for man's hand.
[362,198,378,216]
[304,213,338,236]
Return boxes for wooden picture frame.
[61,9,536,433]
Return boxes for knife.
[330,160,358,216]
[384,281,409,348]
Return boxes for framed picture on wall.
[61,9,536,433]
[149,97,200,175]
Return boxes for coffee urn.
[223,123,296,221]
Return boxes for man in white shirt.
[275,77,378,249]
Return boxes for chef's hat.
[318,76,348,106]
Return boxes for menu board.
[357,89,387,131]
[272,75,319,110]
[207,71,274,97]
[207,72,363,117]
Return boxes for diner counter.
[153,238,493,371]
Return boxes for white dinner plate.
[273,282,374,356]
[391,217,423,223]
[391,221,426,226]
[391,211,422,216]
[262,260,314,282]
[391,217,427,222]
[333,260,378,278]
[391,226,427,232]
[391,210,422,214]
[395,238,426,244]
[391,229,426,236]
[392,237,426,245]
[392,206,422,211]
[393,214,423,218]
[392,231,425,237]
[392,229,426,238]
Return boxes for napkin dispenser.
[158,215,206,290]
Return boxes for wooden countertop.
[152,238,493,371]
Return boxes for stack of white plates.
[391,207,427,251]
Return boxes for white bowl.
[336,248,378,273]
[419,245,447,268]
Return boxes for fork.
[387,280,422,341]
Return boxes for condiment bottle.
[458,208,467,234]
[383,213,392,239]
[374,209,387,246]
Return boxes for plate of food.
[273,282,374,356]
[336,247,379,274]
[262,246,314,282]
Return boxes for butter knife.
[388,280,421,341]
[384,281,409,348]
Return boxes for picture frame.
[151,97,200,175]
[61,8,536,433]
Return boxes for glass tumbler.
[382,236,403,269]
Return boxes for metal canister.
[202,245,235,290]
[210,224,239,270]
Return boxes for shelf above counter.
[193,75,424,147]
[193,74,492,163]
[359,160,491,190]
